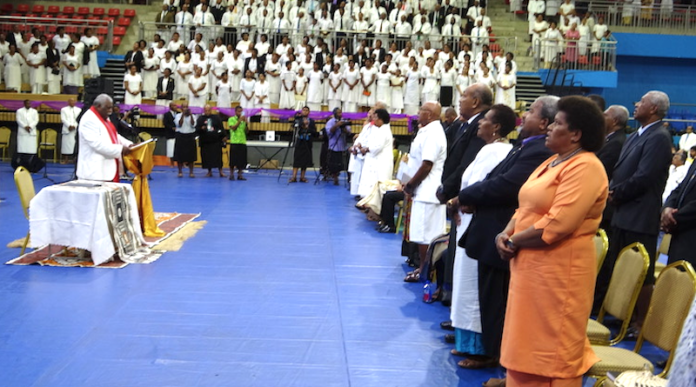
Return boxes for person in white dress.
[359,59,378,109]
[216,72,233,109]
[475,63,496,92]
[60,98,81,162]
[26,43,46,94]
[123,65,143,105]
[210,51,229,101]
[532,14,550,59]
[3,44,22,92]
[494,63,517,109]
[279,62,297,110]
[68,34,85,88]
[227,49,244,104]
[447,104,515,365]
[239,70,257,109]
[142,48,160,99]
[375,64,392,109]
[294,68,308,110]
[265,53,282,105]
[45,41,61,95]
[188,67,209,108]
[543,21,563,64]
[390,69,405,114]
[16,100,39,155]
[327,64,343,112]
[421,57,440,103]
[440,60,457,108]
[159,50,177,77]
[81,28,101,78]
[62,45,82,95]
[306,63,324,111]
[404,62,421,115]
[455,64,472,108]
[592,16,609,54]
[357,107,394,198]
[175,52,194,99]
[342,60,361,113]
[254,73,271,123]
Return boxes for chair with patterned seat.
[586,260,696,386]
[587,242,649,346]
[594,228,609,273]
[38,129,58,163]
[0,126,11,160]
[14,167,36,256]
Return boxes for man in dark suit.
[662,161,696,267]
[449,95,557,369]
[442,107,461,145]
[601,90,673,332]
[593,104,629,310]
[163,102,178,167]
[243,49,262,75]
[429,3,447,32]
[124,43,144,72]
[155,4,175,29]
[156,68,176,103]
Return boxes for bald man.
[403,101,448,283]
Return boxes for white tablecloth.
[29,181,145,265]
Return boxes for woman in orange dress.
[495,95,609,387]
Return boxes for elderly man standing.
[598,91,673,335]
[60,98,81,164]
[447,96,557,373]
[76,94,133,182]
[16,100,39,156]
[403,101,448,282]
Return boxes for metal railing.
[139,22,518,56]
[0,16,114,53]
[533,36,617,71]
[585,0,696,35]
[32,0,153,4]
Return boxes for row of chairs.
[589,232,694,385]
[0,127,59,162]
[1,4,135,19]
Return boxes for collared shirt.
[326,117,351,151]
[228,115,247,144]
[175,112,196,134]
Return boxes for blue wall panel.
[613,33,696,59]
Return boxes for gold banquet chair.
[13,167,36,256]
[587,242,649,346]
[654,234,671,279]
[586,260,696,386]
[595,228,609,273]
[38,128,58,163]
[0,126,11,160]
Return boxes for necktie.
[202,13,205,25]
[262,18,265,30]
[278,19,281,33]
[162,11,166,21]
[678,165,696,207]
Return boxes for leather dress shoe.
[440,321,454,331]
[444,334,455,344]
[378,224,396,233]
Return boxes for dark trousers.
[593,227,658,311]
[478,263,510,360]
[379,190,404,228]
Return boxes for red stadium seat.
[62,6,75,15]
[32,5,45,14]
[108,8,120,17]
[17,4,30,13]
[117,18,131,27]
[93,8,105,16]
[47,5,60,15]
[97,26,108,35]
[72,15,85,21]
[98,36,104,45]
[488,33,496,43]
[113,36,121,46]
[66,26,77,34]
[45,33,54,41]
[77,7,90,16]
[88,16,101,26]
[56,14,69,20]
[48,25,57,33]
[114,27,126,36]
[1,4,13,13]
[103,17,116,24]
[123,9,136,18]
[592,56,602,66]
[578,55,589,65]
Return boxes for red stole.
[91,106,120,182]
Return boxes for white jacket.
[16,107,39,154]
[76,108,132,181]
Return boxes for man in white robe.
[348,112,375,197]
[357,106,394,198]
[61,98,81,163]
[76,94,133,182]
[16,100,39,155]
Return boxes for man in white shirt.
[318,10,334,40]
[61,98,81,163]
[271,11,291,46]
[334,7,352,36]
[474,8,491,31]
[237,6,257,41]
[412,15,432,48]
[403,101,447,282]
[221,4,239,45]
[394,15,412,50]
[16,100,39,155]
[76,94,133,182]
[175,4,194,36]
[527,0,545,39]
[291,12,309,46]
[257,8,273,37]
[193,4,216,43]
[441,15,461,49]
[358,105,394,198]
[289,2,308,20]
[465,0,482,34]
[680,126,696,152]
[371,12,391,45]
[256,0,275,21]
[470,19,489,58]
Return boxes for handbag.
[52,67,60,75]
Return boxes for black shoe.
[625,326,640,340]
[374,221,384,230]
[440,321,454,331]
[444,334,455,344]
[378,224,396,233]
[440,289,452,307]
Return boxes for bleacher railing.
[0,16,114,53]
[585,0,696,35]
[139,22,518,57]
[532,36,617,72]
